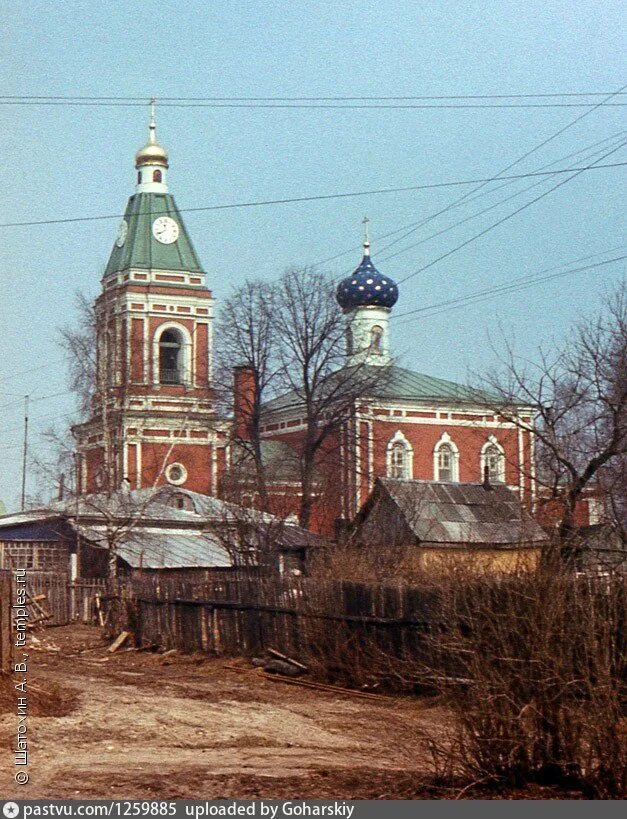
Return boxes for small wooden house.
[0,487,319,583]
[352,478,548,576]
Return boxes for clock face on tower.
[115,220,128,247]
[152,216,179,244]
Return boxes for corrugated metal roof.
[0,489,321,558]
[378,479,548,546]
[76,525,232,569]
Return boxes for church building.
[74,110,536,537]
[257,229,536,534]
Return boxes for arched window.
[159,329,183,384]
[481,437,505,483]
[137,171,142,184]
[370,325,383,354]
[437,445,454,481]
[346,325,353,356]
[434,433,459,482]
[153,169,162,183]
[386,431,413,479]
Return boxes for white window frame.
[386,430,413,479]
[480,435,506,483]
[153,322,193,386]
[433,431,460,482]
[165,462,188,486]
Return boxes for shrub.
[423,565,626,798]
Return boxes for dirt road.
[0,625,442,799]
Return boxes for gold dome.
[135,139,168,168]
[135,98,169,168]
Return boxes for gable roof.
[358,478,547,547]
[0,488,320,562]
[76,525,231,570]
[263,364,500,414]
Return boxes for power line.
[371,83,627,269]
[306,130,627,272]
[376,132,627,266]
[2,92,626,101]
[397,138,627,285]
[0,161,624,232]
[0,358,67,385]
[0,389,74,413]
[393,252,627,323]
[2,100,627,110]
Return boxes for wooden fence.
[105,574,438,667]
[16,573,107,627]
[0,570,12,673]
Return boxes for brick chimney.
[233,365,256,440]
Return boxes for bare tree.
[58,290,97,419]
[218,267,389,530]
[48,290,202,578]
[480,282,627,557]
[214,280,276,509]
[273,266,388,529]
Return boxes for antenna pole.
[20,395,29,510]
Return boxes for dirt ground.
[0,624,449,799]
[0,625,587,800]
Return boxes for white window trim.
[386,429,414,479]
[433,431,459,482]
[480,434,506,483]
[152,322,193,386]
[165,462,188,486]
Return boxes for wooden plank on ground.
[108,631,130,653]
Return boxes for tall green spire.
[105,100,205,277]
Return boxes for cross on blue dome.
[336,233,399,311]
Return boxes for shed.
[353,478,548,575]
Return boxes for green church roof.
[105,193,204,276]
[263,364,501,413]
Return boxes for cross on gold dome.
[135,96,168,169]
[149,97,156,144]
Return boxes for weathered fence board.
[73,579,108,624]
[105,574,437,665]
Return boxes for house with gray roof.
[0,487,319,584]
[350,477,547,576]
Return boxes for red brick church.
[74,110,536,535]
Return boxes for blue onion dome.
[336,240,399,311]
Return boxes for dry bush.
[421,563,626,798]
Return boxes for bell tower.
[74,101,226,495]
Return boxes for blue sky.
[0,0,625,510]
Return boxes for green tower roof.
[105,193,204,276]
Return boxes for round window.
[165,462,188,486]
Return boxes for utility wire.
[306,130,627,272]
[2,92,625,101]
[393,252,627,324]
[0,358,67,385]
[373,83,627,266]
[0,162,624,231]
[2,99,627,109]
[377,132,627,266]
[397,138,627,285]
